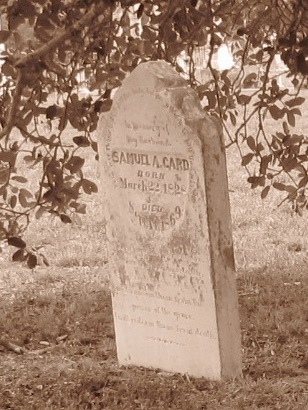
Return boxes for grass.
[0,92,308,409]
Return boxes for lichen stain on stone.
[147,254,163,282]
[217,224,235,270]
[222,245,235,270]
[119,265,130,286]
[135,281,155,292]
[168,232,193,257]
[176,273,185,284]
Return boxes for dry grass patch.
[0,253,307,409]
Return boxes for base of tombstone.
[112,288,222,379]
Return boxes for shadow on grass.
[238,266,308,381]
[0,264,307,409]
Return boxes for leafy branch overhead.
[0,0,308,264]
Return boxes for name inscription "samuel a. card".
[111,150,190,171]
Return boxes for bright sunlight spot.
[216,44,235,70]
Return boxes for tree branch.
[0,1,110,142]
[0,70,23,141]
[15,2,108,68]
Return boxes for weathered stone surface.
[97,60,241,380]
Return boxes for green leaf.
[136,3,144,18]
[241,153,254,166]
[1,61,16,78]
[19,189,33,208]
[237,94,251,105]
[91,141,98,152]
[0,151,17,164]
[285,97,305,108]
[287,111,295,127]
[260,155,272,175]
[282,121,289,135]
[205,91,216,109]
[99,99,113,112]
[256,143,264,153]
[12,249,27,262]
[64,156,85,174]
[10,195,17,208]
[298,176,308,188]
[283,134,304,146]
[272,182,285,191]
[246,136,256,152]
[278,37,294,47]
[94,101,103,112]
[76,203,86,214]
[0,186,7,200]
[27,253,38,269]
[292,78,300,87]
[237,27,249,36]
[73,136,90,147]
[12,176,28,183]
[243,73,257,87]
[282,157,298,172]
[0,31,11,42]
[247,176,265,187]
[35,206,47,219]
[82,179,98,194]
[273,182,296,193]
[291,108,301,116]
[60,214,72,224]
[43,189,55,201]
[23,155,35,163]
[287,190,297,201]
[261,186,270,199]
[41,254,50,267]
[229,112,236,126]
[269,105,284,120]
[46,105,60,120]
[70,201,87,214]
[8,237,27,249]
[102,89,112,99]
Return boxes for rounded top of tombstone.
[117,60,188,95]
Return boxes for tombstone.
[97,60,242,380]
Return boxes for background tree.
[0,0,308,266]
